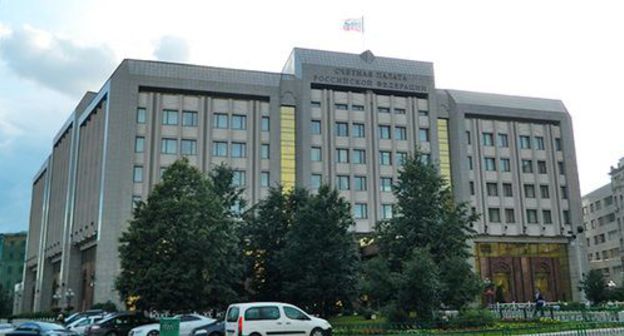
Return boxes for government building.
[21,48,587,312]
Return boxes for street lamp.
[65,288,75,311]
[52,290,62,308]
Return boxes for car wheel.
[310,328,324,336]
[148,331,159,336]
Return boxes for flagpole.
[361,16,366,51]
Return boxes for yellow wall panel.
[280,106,296,191]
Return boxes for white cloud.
[0,25,117,97]
[0,109,24,154]
[153,35,190,63]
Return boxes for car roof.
[228,302,292,309]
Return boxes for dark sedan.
[85,313,156,336]
[7,322,78,336]
[191,321,224,336]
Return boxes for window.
[310,174,322,188]
[133,166,143,183]
[162,109,178,125]
[558,162,565,175]
[212,141,228,157]
[354,203,368,219]
[419,128,430,142]
[379,151,392,165]
[468,156,473,170]
[161,138,178,154]
[335,103,348,110]
[420,154,431,165]
[231,114,247,130]
[397,152,408,166]
[482,133,494,146]
[394,107,406,114]
[381,177,393,192]
[498,133,509,147]
[561,186,569,199]
[336,148,349,163]
[311,101,321,108]
[261,172,270,187]
[261,144,270,159]
[524,184,536,198]
[543,210,553,224]
[213,113,228,129]
[377,106,390,113]
[484,157,496,171]
[311,147,322,161]
[395,127,407,140]
[160,167,167,178]
[486,183,498,197]
[232,170,246,186]
[540,185,550,199]
[261,116,270,132]
[469,182,475,195]
[527,209,538,224]
[352,149,366,164]
[311,120,321,134]
[231,142,247,158]
[182,111,198,126]
[535,136,545,150]
[135,136,145,153]
[337,175,350,190]
[505,209,516,223]
[500,158,511,172]
[488,208,501,223]
[519,135,531,149]
[336,122,349,136]
[354,176,367,191]
[284,306,309,321]
[382,204,393,219]
[352,104,365,111]
[137,107,147,124]
[353,123,365,138]
[522,159,533,173]
[378,125,391,139]
[245,306,280,321]
[181,139,197,155]
[555,138,562,151]
[537,161,547,174]
[466,131,471,145]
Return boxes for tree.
[279,185,360,317]
[242,186,307,301]
[581,269,608,305]
[0,284,12,317]
[364,150,480,321]
[116,158,243,312]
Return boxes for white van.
[224,302,331,336]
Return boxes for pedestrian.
[533,289,546,318]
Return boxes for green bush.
[448,309,497,329]
[382,304,409,323]
[91,301,118,312]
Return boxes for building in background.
[583,158,624,284]
[21,48,587,312]
[0,232,26,294]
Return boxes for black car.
[86,313,156,336]
[7,322,78,336]
[65,310,107,326]
[191,321,224,336]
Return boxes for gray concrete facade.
[22,48,587,312]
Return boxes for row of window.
[312,148,410,166]
[312,175,395,192]
[471,156,565,175]
[133,166,271,187]
[312,99,429,114]
[588,248,620,262]
[351,203,394,220]
[472,182,568,200]
[135,137,270,159]
[468,131,562,151]
[136,108,270,132]
[311,120,430,142]
[487,208,570,224]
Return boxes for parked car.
[224,303,331,336]
[191,320,224,336]
[67,316,105,335]
[85,312,156,336]
[129,314,214,336]
[0,323,15,336]
[66,310,107,326]
[6,322,78,336]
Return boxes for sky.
[1,0,623,233]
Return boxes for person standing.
[533,289,546,318]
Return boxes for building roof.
[445,89,567,113]
[582,183,613,202]
[284,48,434,77]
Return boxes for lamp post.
[52,290,62,309]
[65,288,75,312]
